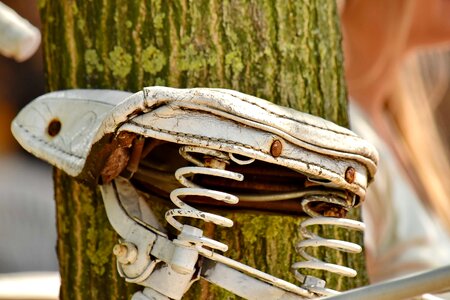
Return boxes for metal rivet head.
[47,119,61,137]
[270,140,283,157]
[113,242,138,264]
[345,167,355,183]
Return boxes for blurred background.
[1,0,450,299]
[0,0,58,299]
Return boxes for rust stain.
[100,147,130,184]
[125,136,145,175]
[99,132,136,183]
[345,167,355,184]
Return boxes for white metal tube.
[326,265,450,300]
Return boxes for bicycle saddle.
[12,86,378,215]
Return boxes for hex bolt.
[113,242,138,265]
[345,167,356,183]
[270,140,283,157]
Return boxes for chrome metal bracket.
[101,177,313,300]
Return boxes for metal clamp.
[101,177,314,300]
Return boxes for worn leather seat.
[12,87,378,214]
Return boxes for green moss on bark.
[41,0,365,299]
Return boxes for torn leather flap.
[11,86,378,202]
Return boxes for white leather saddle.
[12,86,378,214]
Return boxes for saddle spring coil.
[165,145,364,296]
[165,145,247,252]
[292,194,365,296]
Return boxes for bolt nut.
[113,242,138,265]
[345,167,356,183]
[270,140,283,157]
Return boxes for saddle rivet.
[270,140,282,157]
[47,119,61,137]
[345,167,355,183]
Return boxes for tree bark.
[40,1,368,299]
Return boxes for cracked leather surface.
[11,86,378,202]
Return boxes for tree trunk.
[40,1,368,299]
